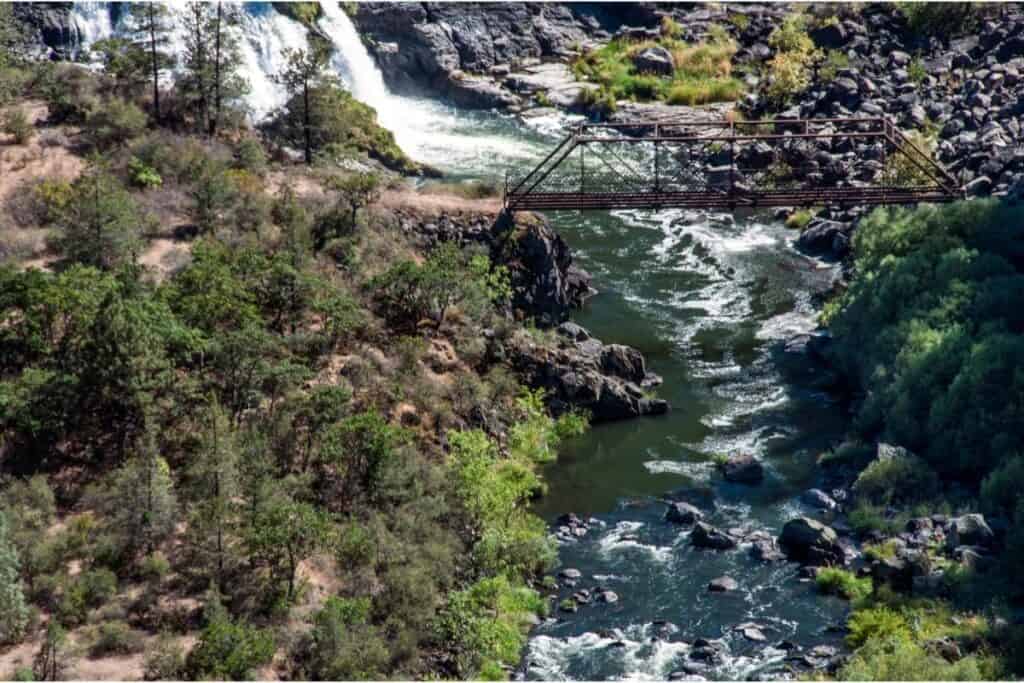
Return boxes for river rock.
[946,514,995,550]
[691,522,738,550]
[708,576,738,592]
[779,517,846,566]
[801,488,839,511]
[666,501,703,525]
[597,590,619,604]
[722,454,764,484]
[559,568,582,580]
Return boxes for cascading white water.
[316,0,561,174]
[69,0,115,60]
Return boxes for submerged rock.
[722,454,764,484]
[691,522,738,550]
[708,576,738,592]
[665,501,703,526]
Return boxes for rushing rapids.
[59,3,856,678]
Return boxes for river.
[387,103,853,680]
[64,3,856,677]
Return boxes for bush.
[234,137,268,174]
[186,615,275,681]
[846,606,911,648]
[817,567,872,601]
[127,156,162,189]
[898,3,981,38]
[143,633,185,680]
[819,49,850,82]
[84,98,148,148]
[826,201,1024,483]
[2,108,33,144]
[853,452,940,505]
[839,636,1000,680]
[90,621,144,657]
[50,166,142,270]
[785,209,814,230]
[763,13,818,107]
[299,597,389,680]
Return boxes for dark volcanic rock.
[665,501,703,525]
[691,522,738,550]
[722,454,765,484]
[779,517,846,566]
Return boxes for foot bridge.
[503,117,963,212]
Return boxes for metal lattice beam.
[504,117,963,212]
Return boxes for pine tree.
[185,401,241,589]
[128,3,173,122]
[274,44,332,164]
[179,2,248,135]
[33,623,66,681]
[0,511,30,645]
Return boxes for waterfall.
[69,1,115,60]
[318,2,390,114]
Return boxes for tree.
[179,2,248,135]
[322,173,380,237]
[88,430,178,561]
[33,623,67,681]
[186,611,275,681]
[185,401,241,588]
[247,498,331,600]
[188,157,238,234]
[274,44,332,164]
[300,597,389,680]
[52,161,142,270]
[0,512,30,645]
[90,37,148,99]
[129,3,173,121]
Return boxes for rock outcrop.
[779,517,847,566]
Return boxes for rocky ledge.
[395,205,668,421]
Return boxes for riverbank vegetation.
[0,17,587,680]
[821,199,1024,680]
[572,20,744,108]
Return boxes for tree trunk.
[210,2,223,136]
[148,6,160,122]
[302,79,312,164]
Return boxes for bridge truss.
[504,117,963,212]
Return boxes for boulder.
[666,502,703,525]
[801,488,839,511]
[946,514,995,550]
[708,576,738,592]
[691,522,738,550]
[722,454,764,484]
[601,344,647,383]
[779,517,846,566]
[632,46,675,75]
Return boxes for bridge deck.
[504,117,962,212]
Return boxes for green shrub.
[980,456,1024,517]
[785,209,814,230]
[817,567,873,601]
[139,551,171,581]
[818,440,875,468]
[127,156,163,189]
[849,501,901,536]
[186,615,275,680]
[898,3,980,38]
[826,201,1024,483]
[84,97,148,148]
[143,633,186,680]
[847,606,911,648]
[233,137,268,174]
[853,452,940,505]
[299,596,389,680]
[839,636,1000,680]
[908,57,927,85]
[764,13,818,106]
[2,108,33,144]
[90,621,144,657]
[435,575,546,679]
[819,49,850,82]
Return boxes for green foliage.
[785,209,814,230]
[897,3,980,38]
[435,575,546,679]
[371,242,510,330]
[127,156,162,189]
[847,606,912,648]
[83,97,148,149]
[849,501,902,536]
[908,57,927,85]
[299,596,389,680]
[839,636,999,680]
[826,201,1024,483]
[246,497,332,600]
[816,567,872,601]
[234,137,268,175]
[2,107,32,144]
[0,512,30,644]
[49,163,142,270]
[143,632,186,680]
[58,568,118,626]
[33,622,67,681]
[572,31,743,108]
[90,621,144,657]
[853,452,940,505]
[819,49,850,82]
[189,157,239,235]
[980,455,1024,516]
[764,13,819,107]
[177,3,249,135]
[186,613,275,681]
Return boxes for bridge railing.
[504,116,962,211]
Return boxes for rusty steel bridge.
[503,117,963,212]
